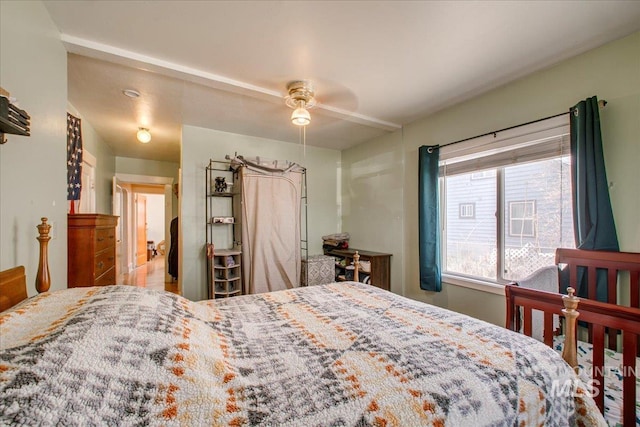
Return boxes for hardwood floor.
[119,254,179,294]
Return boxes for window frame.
[437,115,571,290]
[458,202,475,219]
[508,200,536,238]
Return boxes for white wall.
[144,194,165,245]
[181,125,341,301]
[0,1,68,294]
[343,31,640,326]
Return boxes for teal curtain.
[569,96,619,301]
[419,146,441,291]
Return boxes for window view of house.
[458,203,475,219]
[443,155,575,282]
[509,200,535,237]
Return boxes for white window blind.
[439,115,569,176]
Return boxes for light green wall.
[68,103,116,214]
[343,31,640,326]
[84,123,116,215]
[116,157,179,181]
[115,157,179,216]
[341,131,404,295]
[181,125,341,301]
[0,1,68,294]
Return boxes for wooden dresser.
[323,248,392,291]
[68,214,118,287]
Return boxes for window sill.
[442,273,506,296]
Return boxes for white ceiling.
[45,1,640,163]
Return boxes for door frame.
[80,149,97,213]
[112,179,129,276]
[135,193,148,267]
[114,173,174,282]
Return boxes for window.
[509,201,535,237]
[440,116,575,283]
[459,203,475,219]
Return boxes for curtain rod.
[431,99,607,152]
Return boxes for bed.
[506,248,640,427]
[1,227,605,426]
[1,282,604,426]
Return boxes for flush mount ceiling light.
[122,89,141,98]
[137,127,151,143]
[285,81,316,126]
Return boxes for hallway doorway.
[113,173,176,293]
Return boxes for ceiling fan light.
[137,128,151,143]
[291,107,311,126]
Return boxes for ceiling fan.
[285,81,316,126]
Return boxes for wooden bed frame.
[353,251,360,282]
[3,225,638,423]
[506,248,640,426]
[0,266,28,312]
[0,218,51,311]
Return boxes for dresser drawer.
[68,214,119,288]
[94,267,116,286]
[94,250,115,278]
[95,227,116,252]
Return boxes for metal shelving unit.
[205,159,242,299]
[300,169,308,286]
[206,157,308,297]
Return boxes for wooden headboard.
[0,266,27,312]
[0,217,51,312]
[556,248,640,307]
[506,282,640,425]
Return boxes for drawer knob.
[97,237,105,242]
[97,261,104,269]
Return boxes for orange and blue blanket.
[1,283,604,426]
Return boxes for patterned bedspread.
[0,283,605,426]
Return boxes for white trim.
[115,173,174,185]
[459,203,475,218]
[60,34,281,98]
[442,273,506,296]
[80,149,96,213]
[318,103,401,131]
[164,184,174,282]
[83,149,97,167]
[509,200,536,237]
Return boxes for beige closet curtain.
[234,157,303,294]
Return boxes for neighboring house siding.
[446,172,496,247]
[503,159,574,251]
[447,160,573,251]
[445,158,574,279]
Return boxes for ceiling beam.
[61,34,401,132]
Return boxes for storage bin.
[301,255,335,286]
